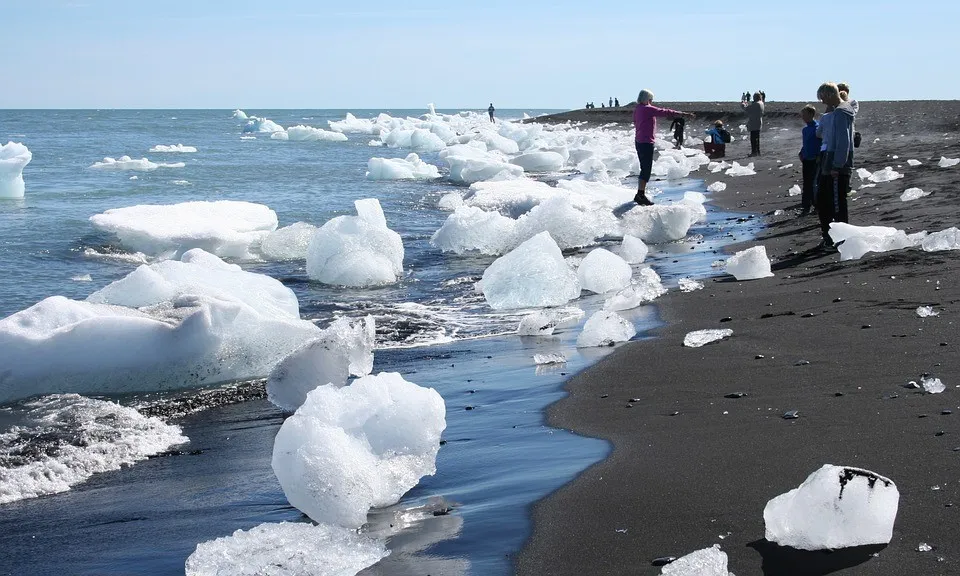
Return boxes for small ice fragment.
[900,187,930,202]
[534,352,567,365]
[683,329,733,348]
[725,246,774,280]
[618,234,649,264]
[919,543,933,552]
[916,306,939,318]
[678,278,704,292]
[937,156,959,168]
[907,159,922,166]
[660,544,733,575]
[921,375,945,394]
[725,161,756,176]
[856,167,872,180]
[70,274,92,282]
[922,227,960,251]
[707,181,727,193]
[867,167,904,183]
[788,185,801,196]
[779,163,794,170]
[576,310,636,348]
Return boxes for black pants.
[816,170,851,242]
[750,130,760,155]
[801,158,818,211]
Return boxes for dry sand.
[517,101,960,575]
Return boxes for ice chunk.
[89,156,183,171]
[619,203,702,244]
[725,246,774,280]
[916,305,939,318]
[856,167,872,180]
[459,179,557,218]
[149,143,197,153]
[306,199,404,287]
[242,116,284,133]
[273,125,349,142]
[430,206,518,255]
[779,163,794,170]
[90,200,278,260]
[516,307,585,336]
[0,394,186,504]
[327,112,381,134]
[232,109,248,120]
[445,154,524,184]
[921,227,960,251]
[479,232,581,310]
[921,375,945,393]
[678,278,704,292]
[907,159,922,166]
[707,181,727,193]
[603,268,667,311]
[828,222,923,261]
[618,234,649,264]
[938,156,959,168]
[576,310,636,347]
[510,151,565,172]
[437,192,464,211]
[271,372,446,527]
[260,222,318,261]
[683,329,732,347]
[661,545,733,576]
[763,465,899,550]
[725,161,756,176]
[900,187,929,201]
[267,316,375,412]
[867,167,903,183]
[0,141,32,199]
[577,248,632,294]
[788,184,801,196]
[185,521,388,576]
[366,153,440,180]
[513,196,619,250]
[533,352,567,365]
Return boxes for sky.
[3,0,959,109]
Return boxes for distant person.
[633,89,695,206]
[742,92,765,156]
[759,90,766,102]
[798,104,821,216]
[601,102,605,108]
[816,82,857,248]
[615,97,620,107]
[837,82,861,147]
[488,103,495,122]
[704,120,728,158]
[670,116,686,149]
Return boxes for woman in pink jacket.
[633,89,695,205]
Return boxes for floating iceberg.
[683,328,732,347]
[603,267,667,311]
[430,206,518,255]
[266,316,375,412]
[900,187,930,201]
[513,196,620,250]
[185,522,388,576]
[618,197,706,244]
[938,156,960,168]
[272,372,446,528]
[149,144,197,153]
[661,545,733,576]
[89,156,184,171]
[444,154,524,184]
[328,112,382,134]
[828,222,923,261]
[306,199,404,287]
[90,200,279,260]
[460,179,558,218]
[260,221,318,261]
[618,235,648,264]
[867,167,903,183]
[516,307,584,336]
[271,125,349,142]
[921,227,960,251]
[576,310,636,347]
[577,248,632,294]
[479,232,581,310]
[366,153,440,180]
[0,141,32,199]
[764,465,899,550]
[0,394,186,504]
[242,116,284,133]
[725,246,774,280]
[232,109,248,120]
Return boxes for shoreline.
[518,101,960,575]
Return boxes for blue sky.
[4,0,958,108]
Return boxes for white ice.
[937,156,960,168]
[232,109,248,120]
[678,278,704,292]
[185,521,388,576]
[0,394,186,504]
[707,181,727,193]
[306,199,404,287]
[444,153,524,184]
[576,248,632,294]
[149,144,197,153]
[260,222,319,261]
[921,227,960,251]
[366,153,440,180]
[271,125,349,142]
[900,187,929,201]
[0,141,32,199]
[921,375,945,393]
[478,231,581,310]
[271,372,446,528]
[430,206,518,255]
[89,156,184,171]
[510,151,566,172]
[867,167,903,183]
[328,112,382,135]
[725,246,774,280]
[458,179,558,218]
[576,310,636,347]
[242,116,284,133]
[907,159,922,166]
[683,328,733,347]
[603,268,667,311]
[89,200,279,260]
[828,223,924,261]
[516,307,585,336]
[725,161,756,176]
[788,185,801,196]
[764,464,899,550]
[661,545,733,576]
[916,305,939,318]
[533,352,567,365]
[266,316,375,412]
[618,200,704,244]
[618,234,649,264]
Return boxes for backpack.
[719,129,732,143]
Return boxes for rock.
[783,410,800,419]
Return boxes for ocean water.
[0,109,759,575]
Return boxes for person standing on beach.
[742,92,765,156]
[670,116,686,149]
[816,82,857,248]
[488,103,495,122]
[633,89,695,206]
[798,105,821,216]
[615,97,619,107]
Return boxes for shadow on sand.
[747,539,887,576]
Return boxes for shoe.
[634,192,654,206]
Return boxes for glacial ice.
[533,352,567,365]
[576,310,636,347]
[683,329,733,347]
[430,206,518,255]
[867,167,903,183]
[260,222,318,261]
[89,200,279,260]
[678,278,704,292]
[0,141,32,199]
[707,181,727,193]
[828,223,923,261]
[764,465,899,550]
[516,307,585,336]
[788,185,801,196]
[725,246,774,280]
[577,248,632,294]
[328,112,382,134]
[266,316,376,412]
[460,179,558,217]
[272,125,349,142]
[921,375,945,393]
[513,196,620,250]
[0,394,186,504]
[921,227,960,251]
[618,235,649,264]
[603,267,667,311]
[89,156,184,171]
[184,521,389,576]
[366,153,440,180]
[242,116,284,133]
[445,153,524,184]
[271,372,446,528]
[661,545,733,576]
[232,109,248,120]
[306,199,404,287]
[510,151,566,172]
[938,156,960,168]
[900,187,929,201]
[907,159,922,166]
[149,144,197,153]
[725,161,756,176]
[916,306,939,318]
[479,232,581,310]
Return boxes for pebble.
[834,392,844,397]
[651,556,677,567]
[629,398,641,403]
[801,313,816,318]
[904,381,920,389]
[783,410,800,419]
[465,406,475,411]
[755,354,765,359]
[720,317,733,322]
[795,360,810,366]
[725,392,747,399]
[861,325,872,329]
[935,431,946,436]
[600,394,609,398]
[943,410,953,415]
[670,411,680,416]
[833,297,842,302]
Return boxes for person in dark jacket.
[798,105,821,216]
[742,93,765,156]
[816,82,856,248]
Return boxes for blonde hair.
[714,120,723,126]
[637,89,654,104]
[818,82,839,99]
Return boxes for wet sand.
[518,101,960,575]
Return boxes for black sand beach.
[518,101,960,575]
